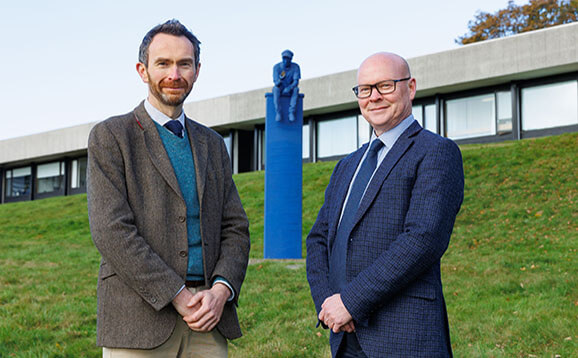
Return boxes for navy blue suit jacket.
[306,121,464,357]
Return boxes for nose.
[167,65,181,80]
[368,86,383,101]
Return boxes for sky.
[0,0,526,141]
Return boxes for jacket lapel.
[353,121,422,226]
[133,102,183,200]
[185,118,208,205]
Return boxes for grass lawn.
[0,132,576,357]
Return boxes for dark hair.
[139,19,201,67]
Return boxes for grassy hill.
[0,133,576,357]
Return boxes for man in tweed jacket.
[306,52,464,357]
[87,20,250,357]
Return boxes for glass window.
[71,157,87,190]
[412,105,423,126]
[446,94,496,140]
[261,129,266,168]
[357,115,371,147]
[424,104,437,133]
[5,167,31,198]
[316,116,357,158]
[521,80,578,131]
[302,123,310,159]
[222,132,232,159]
[497,91,513,133]
[37,161,64,194]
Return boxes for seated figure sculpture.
[273,50,300,122]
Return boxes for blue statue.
[273,50,301,122]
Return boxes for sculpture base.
[264,93,304,259]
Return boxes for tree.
[456,0,578,45]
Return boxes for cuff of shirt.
[213,277,234,302]
[171,284,186,302]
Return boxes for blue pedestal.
[264,93,304,259]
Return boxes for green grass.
[0,132,576,357]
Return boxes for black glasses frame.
[352,77,411,98]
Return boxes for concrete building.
[1,23,577,204]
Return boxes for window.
[316,116,357,158]
[413,104,437,133]
[70,157,87,191]
[4,167,31,199]
[302,123,310,159]
[424,104,437,133]
[446,93,496,140]
[412,104,423,126]
[496,91,513,133]
[222,132,232,159]
[521,80,578,131]
[357,115,371,147]
[36,161,65,196]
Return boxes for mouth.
[369,106,389,112]
[162,87,186,93]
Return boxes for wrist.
[172,287,192,307]
[211,282,231,301]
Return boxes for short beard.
[147,72,193,107]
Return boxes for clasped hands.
[318,293,356,334]
[172,283,230,332]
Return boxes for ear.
[408,78,417,101]
[136,62,149,83]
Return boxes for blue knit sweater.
[155,123,203,281]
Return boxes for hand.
[282,87,291,95]
[172,288,200,318]
[319,294,354,333]
[184,283,230,332]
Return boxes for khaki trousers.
[103,287,228,358]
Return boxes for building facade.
[1,23,577,204]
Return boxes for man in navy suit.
[306,52,464,357]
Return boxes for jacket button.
[179,251,187,257]
[151,297,157,303]
[179,216,186,223]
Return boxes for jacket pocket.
[402,281,437,301]
[99,261,117,280]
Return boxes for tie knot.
[164,120,184,138]
[369,139,384,153]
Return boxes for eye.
[358,86,371,95]
[378,82,393,91]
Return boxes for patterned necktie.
[330,139,385,291]
[164,120,184,138]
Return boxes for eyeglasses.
[352,77,411,99]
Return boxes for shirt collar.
[144,99,185,128]
[371,114,415,149]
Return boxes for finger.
[190,309,215,329]
[187,292,205,308]
[200,316,218,332]
[190,305,210,322]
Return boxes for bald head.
[357,52,411,81]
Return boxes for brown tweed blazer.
[87,101,250,349]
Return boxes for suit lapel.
[133,102,183,200]
[353,121,422,226]
[185,118,208,205]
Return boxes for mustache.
[160,79,188,88]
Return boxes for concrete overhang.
[0,122,96,166]
[185,22,578,128]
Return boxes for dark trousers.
[336,333,367,358]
